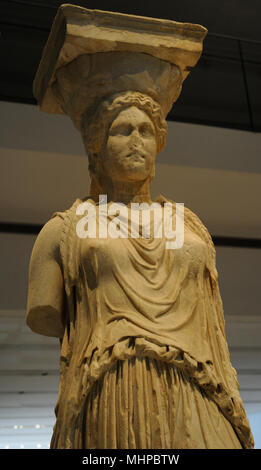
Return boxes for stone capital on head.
[33,4,207,133]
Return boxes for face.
[99,106,157,182]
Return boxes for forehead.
[111,106,153,126]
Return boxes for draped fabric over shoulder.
[49,196,254,449]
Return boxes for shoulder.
[183,205,218,280]
[156,194,217,266]
[156,194,212,239]
[31,199,80,265]
[184,205,212,239]
[31,215,64,265]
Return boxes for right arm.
[26,215,65,338]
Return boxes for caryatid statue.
[26,4,254,449]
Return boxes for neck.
[89,175,152,205]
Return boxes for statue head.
[81,91,167,189]
[49,51,183,197]
[33,6,207,199]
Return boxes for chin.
[121,169,149,182]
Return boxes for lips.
[127,151,145,160]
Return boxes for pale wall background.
[0,100,260,448]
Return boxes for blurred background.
[0,0,261,449]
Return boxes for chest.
[79,220,208,282]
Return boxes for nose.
[130,128,142,145]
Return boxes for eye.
[109,124,131,136]
[139,123,154,137]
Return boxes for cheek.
[105,137,124,160]
[149,139,157,154]
[145,138,157,161]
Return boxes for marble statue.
[26,4,254,449]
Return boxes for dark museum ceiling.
[1,0,261,132]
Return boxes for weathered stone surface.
[33,4,207,115]
[27,4,254,450]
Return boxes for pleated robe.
[47,196,254,449]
